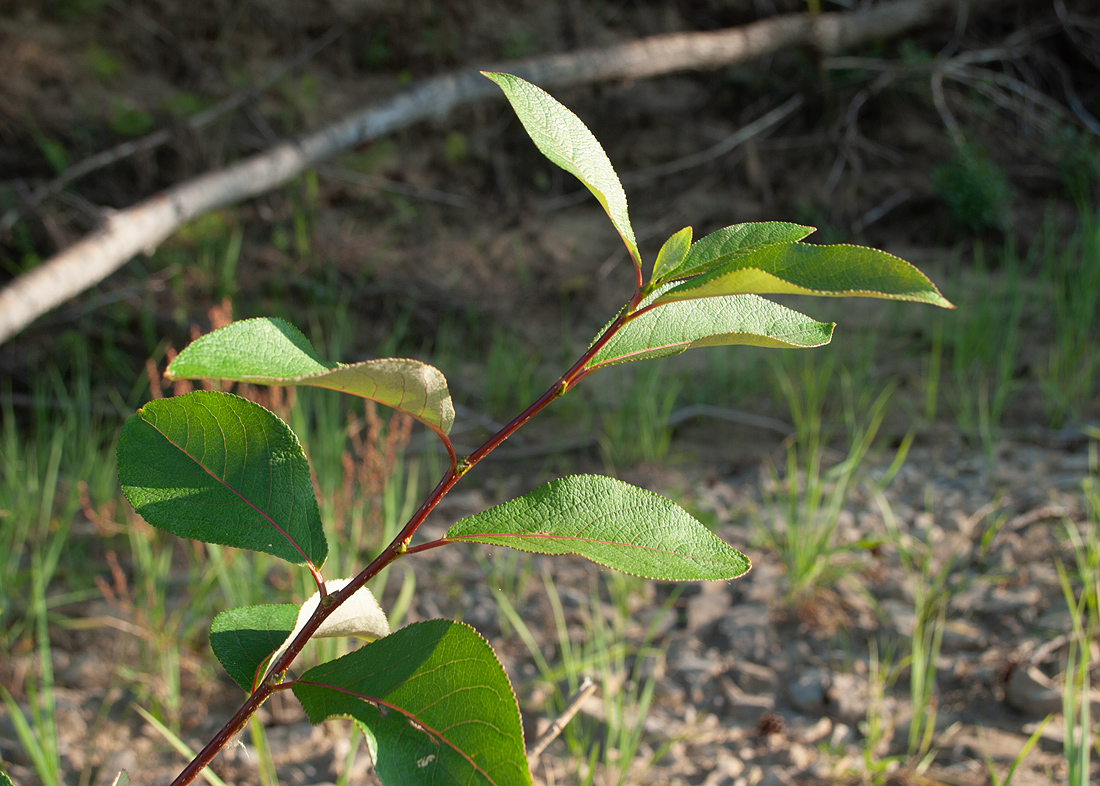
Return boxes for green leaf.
[445,475,750,581]
[294,620,531,786]
[0,772,13,786]
[658,241,954,308]
[483,71,640,269]
[263,578,390,684]
[166,318,455,435]
[650,226,692,283]
[586,286,834,371]
[665,221,815,281]
[118,391,327,567]
[210,604,298,693]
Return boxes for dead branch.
[0,0,1001,346]
[527,676,598,765]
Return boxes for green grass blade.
[132,704,228,786]
[1,686,59,786]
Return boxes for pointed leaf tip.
[651,226,692,283]
[118,391,327,567]
[446,474,750,581]
[660,241,954,308]
[484,71,640,271]
[588,286,834,371]
[167,318,456,434]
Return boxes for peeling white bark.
[0,0,991,345]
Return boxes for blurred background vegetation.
[1,0,1098,783]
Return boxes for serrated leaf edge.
[120,391,324,568]
[445,475,751,581]
[295,620,527,786]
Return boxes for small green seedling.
[117,72,952,785]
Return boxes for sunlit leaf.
[650,226,692,283]
[294,620,531,786]
[166,318,455,434]
[263,578,390,684]
[484,71,640,269]
[210,604,297,692]
[118,391,327,567]
[657,241,954,307]
[586,286,834,371]
[663,221,814,281]
[445,475,750,581]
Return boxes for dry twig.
[0,0,1003,345]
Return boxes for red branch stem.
[168,284,646,786]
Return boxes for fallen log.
[0,0,992,345]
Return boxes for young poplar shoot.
[116,71,952,786]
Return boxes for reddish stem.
[168,285,645,786]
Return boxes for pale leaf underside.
[167,317,455,434]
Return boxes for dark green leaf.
[210,604,297,693]
[586,286,834,371]
[118,391,327,567]
[484,71,640,269]
[167,318,455,434]
[445,475,750,581]
[294,620,531,786]
[658,241,954,308]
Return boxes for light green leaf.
[118,391,327,567]
[484,71,640,269]
[665,222,815,281]
[445,475,750,581]
[586,286,834,371]
[294,620,531,786]
[210,604,298,693]
[658,241,954,307]
[263,578,390,684]
[166,318,455,435]
[650,226,692,283]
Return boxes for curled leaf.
[167,318,455,434]
[658,241,954,308]
[263,578,390,683]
